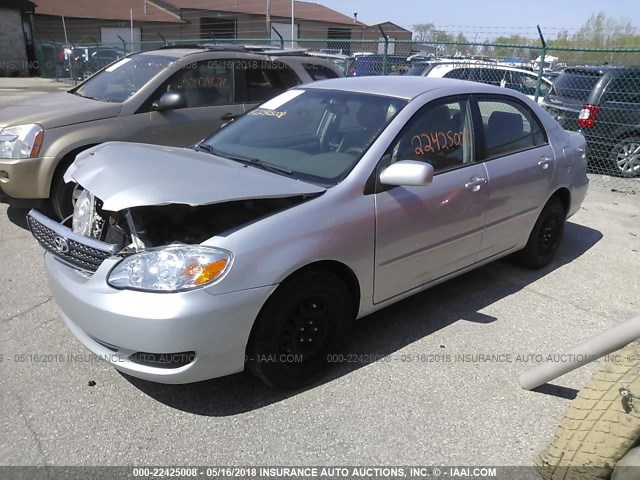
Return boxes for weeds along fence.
[33,36,640,190]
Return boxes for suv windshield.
[550,72,602,101]
[201,89,407,186]
[74,54,178,102]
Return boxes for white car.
[407,61,552,103]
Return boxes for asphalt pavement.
[0,80,639,467]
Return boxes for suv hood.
[65,142,326,211]
[0,92,122,129]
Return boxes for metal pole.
[291,0,295,48]
[378,24,388,75]
[520,315,640,391]
[266,0,271,40]
[534,25,546,103]
[130,8,134,49]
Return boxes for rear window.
[551,73,602,101]
[304,64,340,81]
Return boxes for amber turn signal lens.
[193,259,228,285]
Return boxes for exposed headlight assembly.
[0,124,44,159]
[108,245,232,292]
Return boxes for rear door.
[474,96,556,259]
[543,71,604,130]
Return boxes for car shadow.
[124,221,603,416]
[1,193,52,230]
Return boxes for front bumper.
[0,156,56,199]
[44,252,277,384]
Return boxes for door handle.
[221,112,237,122]
[465,176,487,192]
[538,156,553,170]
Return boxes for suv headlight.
[108,245,233,292]
[0,124,44,159]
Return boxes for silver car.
[28,77,589,389]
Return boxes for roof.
[300,76,507,100]
[3,0,36,11]
[362,22,411,34]
[162,0,363,26]
[34,0,184,23]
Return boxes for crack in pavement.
[1,296,54,324]
[13,391,48,466]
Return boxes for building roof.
[163,0,363,26]
[4,0,36,11]
[34,0,184,23]
[363,22,411,34]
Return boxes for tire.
[50,165,82,220]
[610,137,640,178]
[536,341,640,480]
[246,270,353,389]
[518,198,566,269]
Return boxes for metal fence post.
[534,25,547,103]
[378,25,388,75]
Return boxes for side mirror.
[379,160,434,187]
[151,91,187,112]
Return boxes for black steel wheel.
[246,270,353,389]
[518,198,566,269]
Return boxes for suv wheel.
[51,174,82,220]
[610,136,640,178]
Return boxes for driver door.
[374,97,489,303]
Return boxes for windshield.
[201,89,407,186]
[74,54,177,102]
[550,73,602,101]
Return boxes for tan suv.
[0,45,342,218]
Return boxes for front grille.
[27,209,120,273]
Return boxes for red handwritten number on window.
[412,130,464,155]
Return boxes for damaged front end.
[28,191,317,290]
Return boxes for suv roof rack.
[154,43,309,56]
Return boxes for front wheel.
[246,270,353,389]
[50,174,82,220]
[518,198,566,269]
[610,137,640,178]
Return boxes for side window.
[477,98,546,158]
[603,77,640,103]
[388,98,474,173]
[479,68,506,87]
[243,62,299,102]
[304,64,340,80]
[443,68,470,80]
[157,60,234,108]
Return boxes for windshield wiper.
[194,144,293,175]
[72,91,102,101]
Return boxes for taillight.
[578,104,600,128]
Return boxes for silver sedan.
[28,76,589,389]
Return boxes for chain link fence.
[32,36,640,190]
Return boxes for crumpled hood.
[0,92,122,129]
[64,142,326,211]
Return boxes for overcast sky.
[316,0,639,40]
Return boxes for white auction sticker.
[105,57,132,72]
[259,89,305,110]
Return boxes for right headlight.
[0,124,44,159]
[108,245,233,292]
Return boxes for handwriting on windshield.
[248,109,287,119]
[412,130,465,155]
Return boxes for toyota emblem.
[54,236,70,253]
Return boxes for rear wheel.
[246,270,353,389]
[518,198,566,269]
[610,137,640,178]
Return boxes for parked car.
[28,77,589,389]
[541,66,640,177]
[348,54,409,76]
[0,45,342,218]
[406,60,553,103]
